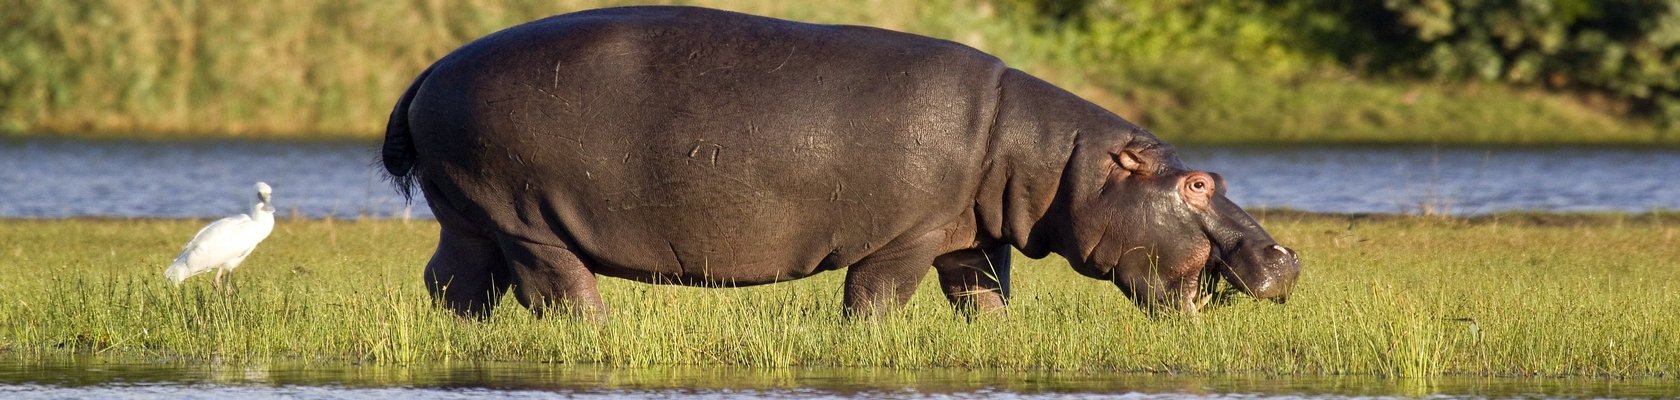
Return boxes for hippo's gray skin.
[382,6,1300,319]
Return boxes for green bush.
[1003,0,1680,130]
[1377,0,1680,127]
[996,0,1329,76]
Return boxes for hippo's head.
[1063,141,1300,315]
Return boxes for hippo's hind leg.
[425,227,514,319]
[497,235,608,321]
[933,244,1011,316]
[842,233,945,319]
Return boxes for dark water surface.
[2,139,1678,218]
[1,358,1674,399]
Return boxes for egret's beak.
[164,266,187,285]
[254,182,273,205]
[259,191,276,213]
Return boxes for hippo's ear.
[1112,149,1154,176]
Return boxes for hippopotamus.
[381,5,1299,319]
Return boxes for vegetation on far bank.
[1,214,1676,378]
[2,0,1677,145]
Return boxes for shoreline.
[6,210,1676,224]
[9,129,1679,148]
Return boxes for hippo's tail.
[381,66,433,202]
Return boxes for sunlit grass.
[0,214,1676,378]
[2,0,1672,144]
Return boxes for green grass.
[2,0,1674,144]
[1,214,1676,378]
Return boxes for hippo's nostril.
[1269,245,1300,262]
[1271,295,1288,305]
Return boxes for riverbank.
[1,214,1674,377]
[3,0,1674,145]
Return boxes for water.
[1,359,1674,399]
[1180,145,1680,215]
[3,139,1677,219]
[2,139,1678,218]
[0,138,420,219]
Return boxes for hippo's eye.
[1184,174,1216,199]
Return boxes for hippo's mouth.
[1189,256,1241,313]
[1184,267,1213,313]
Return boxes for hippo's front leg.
[934,244,1011,316]
[496,236,608,321]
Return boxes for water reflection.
[1181,144,1680,215]
[2,139,1677,218]
[0,358,1673,399]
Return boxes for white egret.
[165,182,276,289]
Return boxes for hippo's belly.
[409,7,1008,284]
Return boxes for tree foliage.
[1380,0,1680,125]
[1004,0,1680,127]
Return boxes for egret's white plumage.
[165,182,276,287]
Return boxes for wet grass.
[0,214,1676,378]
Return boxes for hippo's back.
[404,6,1010,284]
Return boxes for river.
[2,359,1674,399]
[2,139,1676,218]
